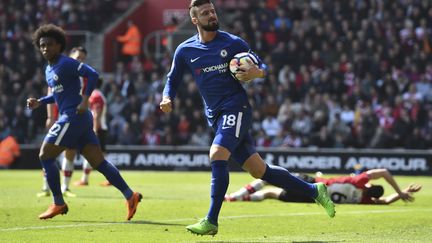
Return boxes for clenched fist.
[27,98,41,110]
[160,96,172,113]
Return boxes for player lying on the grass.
[27,24,142,220]
[226,169,422,204]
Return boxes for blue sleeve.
[251,51,267,72]
[236,37,267,72]
[38,94,55,105]
[77,62,99,96]
[162,47,186,99]
[66,58,99,96]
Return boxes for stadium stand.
[1,0,432,149]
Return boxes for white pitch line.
[1,208,431,232]
[161,208,432,222]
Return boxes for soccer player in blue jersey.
[37,47,88,199]
[27,24,142,220]
[160,0,335,236]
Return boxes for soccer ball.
[229,52,259,82]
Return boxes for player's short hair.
[364,185,384,198]
[32,24,66,53]
[189,0,212,17]
[70,46,87,55]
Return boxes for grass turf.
[0,170,431,242]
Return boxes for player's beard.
[201,20,219,31]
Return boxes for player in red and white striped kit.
[226,169,421,205]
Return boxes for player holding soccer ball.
[159,0,335,236]
[27,24,142,220]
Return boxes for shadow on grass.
[60,219,185,227]
[292,241,344,243]
[71,195,122,200]
[196,240,342,243]
[195,241,345,243]
[193,241,346,243]
[198,242,345,243]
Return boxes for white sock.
[42,173,49,191]
[61,157,74,192]
[231,180,266,200]
[249,192,265,201]
[81,160,92,183]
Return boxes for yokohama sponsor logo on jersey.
[201,63,228,73]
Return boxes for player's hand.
[27,98,41,110]
[160,96,172,113]
[76,100,89,114]
[398,191,413,202]
[406,183,422,193]
[235,59,261,82]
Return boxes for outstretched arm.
[366,169,411,201]
[160,47,186,113]
[373,184,422,204]
[27,94,55,110]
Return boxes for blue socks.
[261,164,317,198]
[96,160,133,199]
[40,159,65,205]
[207,160,229,225]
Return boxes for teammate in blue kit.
[27,24,142,220]
[159,0,335,236]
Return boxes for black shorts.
[278,173,316,203]
[293,173,316,183]
[96,129,107,152]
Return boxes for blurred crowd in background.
[1,0,432,150]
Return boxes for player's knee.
[247,166,265,178]
[87,158,104,168]
[38,151,50,161]
[249,170,264,179]
[247,162,266,178]
[209,145,230,161]
[243,155,266,178]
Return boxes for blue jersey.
[45,55,99,117]
[43,55,100,149]
[163,30,265,126]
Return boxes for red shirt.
[88,89,108,131]
[315,172,370,189]
[52,104,59,120]
[316,173,374,204]
[89,90,105,112]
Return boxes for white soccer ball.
[229,52,259,82]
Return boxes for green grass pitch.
[0,170,431,242]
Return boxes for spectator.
[142,124,161,146]
[116,20,142,64]
[3,0,432,149]
[117,122,136,145]
[0,135,20,168]
[189,125,211,147]
[261,115,281,139]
